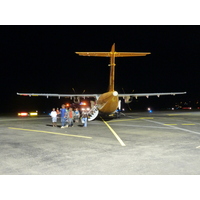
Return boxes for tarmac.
[1,110,200,175]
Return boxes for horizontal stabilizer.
[75,52,150,57]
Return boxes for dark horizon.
[1,26,200,114]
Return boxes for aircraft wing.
[118,92,187,99]
[17,93,99,99]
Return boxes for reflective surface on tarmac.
[1,111,200,174]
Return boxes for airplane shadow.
[77,124,84,127]
[46,124,85,128]
[95,115,122,122]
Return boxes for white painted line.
[182,124,195,125]
[109,124,175,130]
[143,119,200,136]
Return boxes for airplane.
[17,43,186,121]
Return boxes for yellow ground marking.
[164,124,178,126]
[196,146,200,149]
[108,117,154,123]
[8,127,92,139]
[167,113,191,116]
[139,117,154,119]
[100,117,126,146]
[108,118,141,123]
[182,124,195,125]
[108,117,196,127]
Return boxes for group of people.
[50,104,89,128]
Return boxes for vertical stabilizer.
[108,43,116,92]
[75,44,151,93]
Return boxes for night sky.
[1,26,200,113]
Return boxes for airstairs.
[87,105,99,121]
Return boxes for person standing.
[50,108,57,127]
[56,108,60,118]
[60,104,67,128]
[67,107,75,127]
[81,109,88,127]
[64,107,69,127]
[74,108,80,123]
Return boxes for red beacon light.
[18,112,28,116]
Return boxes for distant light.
[29,112,38,116]
[18,112,28,116]
[86,108,90,111]
[80,102,87,105]
[182,107,192,110]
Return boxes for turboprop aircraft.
[17,43,186,121]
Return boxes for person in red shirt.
[67,107,75,127]
[56,108,60,118]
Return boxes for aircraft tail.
[75,44,151,92]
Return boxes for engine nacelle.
[124,96,133,104]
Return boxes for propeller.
[122,87,134,111]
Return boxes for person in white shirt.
[81,109,88,127]
[50,108,57,127]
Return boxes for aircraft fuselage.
[97,91,119,113]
